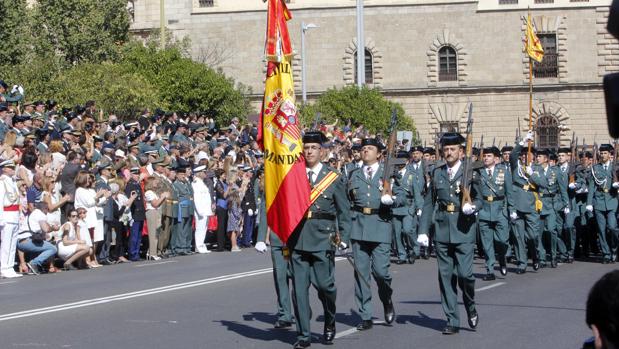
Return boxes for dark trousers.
[216,206,228,251]
[129,220,144,261]
[436,241,476,328]
[98,221,113,262]
[240,213,255,247]
[158,216,173,254]
[113,222,128,260]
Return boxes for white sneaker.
[1,271,23,279]
[231,247,242,252]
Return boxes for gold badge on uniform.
[496,170,505,186]
[455,181,461,194]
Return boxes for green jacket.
[419,161,482,244]
[288,165,351,252]
[587,162,618,211]
[475,163,511,222]
[534,164,568,214]
[348,164,405,243]
[173,179,194,218]
[391,165,423,216]
[508,143,543,213]
[161,175,179,218]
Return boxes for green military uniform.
[532,155,568,266]
[574,160,593,257]
[586,151,619,263]
[288,157,351,344]
[348,157,405,324]
[419,140,481,331]
[555,156,577,262]
[406,159,426,258]
[508,143,543,272]
[171,174,194,254]
[391,155,423,263]
[158,172,179,256]
[476,155,511,277]
[255,178,295,327]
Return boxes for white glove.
[586,205,593,213]
[381,194,394,205]
[338,241,348,251]
[576,188,586,194]
[525,166,534,176]
[416,209,422,216]
[520,131,534,145]
[568,182,577,190]
[10,85,18,94]
[563,207,570,215]
[462,203,476,215]
[613,182,619,189]
[254,241,267,253]
[510,211,518,221]
[247,209,254,216]
[417,234,429,247]
[17,85,24,95]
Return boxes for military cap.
[557,147,571,154]
[195,126,208,133]
[114,149,126,159]
[536,149,549,157]
[361,138,385,150]
[11,115,24,124]
[0,80,8,89]
[484,146,501,157]
[520,146,532,155]
[34,101,45,107]
[93,135,103,143]
[193,165,207,173]
[549,152,558,161]
[0,159,16,168]
[161,135,169,141]
[129,167,141,174]
[599,144,614,152]
[98,162,112,172]
[128,142,140,149]
[0,104,8,112]
[351,144,362,151]
[176,162,190,171]
[472,147,480,156]
[66,112,78,122]
[583,151,593,159]
[23,101,34,107]
[396,150,409,159]
[70,130,82,137]
[32,115,45,122]
[501,146,514,153]
[423,147,435,154]
[440,132,465,146]
[151,157,164,165]
[23,132,37,140]
[410,145,424,153]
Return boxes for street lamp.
[301,22,319,104]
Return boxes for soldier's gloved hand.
[586,205,594,213]
[338,241,348,251]
[247,209,254,216]
[564,207,570,215]
[613,182,619,189]
[520,131,534,146]
[10,85,18,94]
[380,194,394,205]
[525,166,534,176]
[462,203,476,215]
[254,241,268,253]
[510,211,518,221]
[416,209,422,216]
[17,85,24,95]
[417,234,429,247]
[568,182,577,190]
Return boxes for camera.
[581,336,595,349]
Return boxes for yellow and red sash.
[310,171,339,204]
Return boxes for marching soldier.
[407,146,426,261]
[171,163,194,255]
[419,133,480,334]
[508,132,542,273]
[586,144,619,264]
[287,131,351,348]
[476,146,511,280]
[392,151,423,264]
[556,147,577,263]
[575,152,594,258]
[0,160,22,278]
[533,149,568,268]
[347,138,404,331]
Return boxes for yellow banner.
[525,14,544,63]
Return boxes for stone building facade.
[129,0,616,148]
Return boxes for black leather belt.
[539,193,555,198]
[304,211,335,220]
[352,206,380,215]
[483,195,504,202]
[438,202,458,213]
[515,183,534,191]
[597,187,610,193]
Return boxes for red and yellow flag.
[525,14,544,63]
[258,0,311,244]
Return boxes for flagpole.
[527,9,533,166]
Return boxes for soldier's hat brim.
[360,138,385,150]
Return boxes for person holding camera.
[126,167,146,261]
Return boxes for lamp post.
[301,22,318,104]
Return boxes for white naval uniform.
[0,174,22,277]
[192,178,213,254]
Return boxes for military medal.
[455,181,461,194]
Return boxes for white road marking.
[0,281,18,285]
[476,282,506,292]
[335,320,386,339]
[134,261,178,268]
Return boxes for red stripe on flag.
[266,159,311,244]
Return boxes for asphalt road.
[0,249,614,349]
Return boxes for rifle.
[381,109,398,196]
[593,140,599,166]
[479,135,485,159]
[434,132,440,161]
[311,112,322,131]
[569,133,577,184]
[516,118,522,143]
[492,137,496,147]
[461,103,474,207]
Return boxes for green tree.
[299,86,414,134]
[32,0,130,65]
[120,42,251,125]
[0,0,31,67]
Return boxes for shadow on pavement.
[217,319,297,345]
[395,311,444,331]
[316,309,360,327]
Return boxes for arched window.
[438,46,457,81]
[354,48,374,84]
[536,114,559,149]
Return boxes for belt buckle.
[305,211,313,219]
[604,189,609,193]
[487,196,494,202]
[446,203,455,212]
[363,207,372,215]
[523,184,529,191]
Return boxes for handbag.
[27,214,45,244]
[207,215,218,231]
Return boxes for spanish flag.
[525,14,544,63]
[258,0,311,244]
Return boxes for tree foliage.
[0,0,31,66]
[299,86,414,134]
